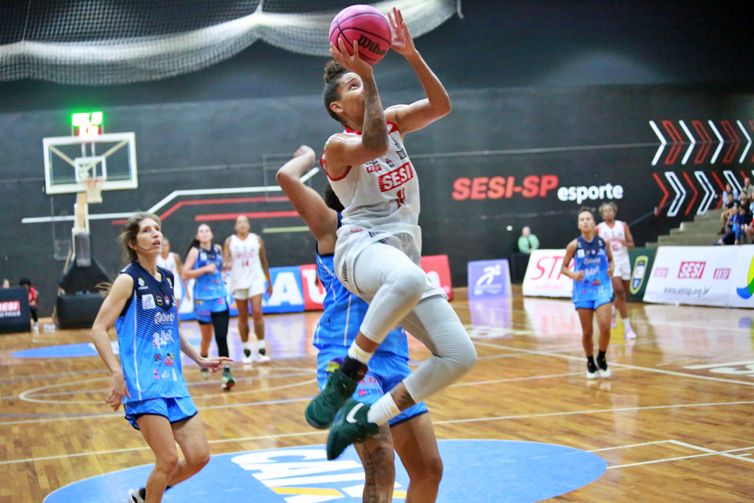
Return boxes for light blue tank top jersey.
[192,244,226,300]
[314,249,409,359]
[115,262,190,403]
[571,235,613,303]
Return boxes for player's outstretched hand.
[105,372,129,411]
[388,7,415,57]
[200,356,233,372]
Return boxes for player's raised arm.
[385,7,451,135]
[276,145,338,243]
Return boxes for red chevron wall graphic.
[650,119,753,217]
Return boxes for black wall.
[1,0,752,315]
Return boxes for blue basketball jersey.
[192,244,227,300]
[314,249,409,358]
[115,262,190,403]
[571,236,613,303]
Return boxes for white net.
[82,177,104,204]
[0,0,460,85]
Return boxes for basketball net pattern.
[0,0,458,85]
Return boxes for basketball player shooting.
[306,7,477,461]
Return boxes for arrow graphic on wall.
[694,171,715,215]
[665,172,686,217]
[653,170,727,217]
[739,120,753,163]
[650,119,753,167]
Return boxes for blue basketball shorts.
[124,395,198,430]
[316,348,428,426]
[194,297,228,324]
[573,292,613,311]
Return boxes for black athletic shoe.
[128,487,146,503]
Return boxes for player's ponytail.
[186,238,200,255]
[323,60,347,124]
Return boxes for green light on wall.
[71,111,103,126]
[71,111,104,136]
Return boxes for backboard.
[43,132,138,195]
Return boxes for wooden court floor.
[1,286,753,502]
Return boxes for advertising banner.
[0,287,30,334]
[467,259,511,298]
[299,264,325,311]
[627,247,656,302]
[727,247,754,309]
[420,255,453,300]
[522,249,573,298]
[178,255,454,319]
[644,246,740,307]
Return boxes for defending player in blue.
[277,146,443,502]
[91,213,231,503]
[561,206,615,379]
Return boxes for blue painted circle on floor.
[45,439,606,502]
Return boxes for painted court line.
[432,400,754,426]
[6,371,314,402]
[4,400,753,466]
[607,444,754,470]
[452,371,585,387]
[0,396,312,427]
[589,440,672,452]
[667,439,754,465]
[18,378,316,405]
[684,360,754,370]
[473,340,754,387]
[0,430,328,466]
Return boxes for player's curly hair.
[599,201,618,215]
[323,60,347,124]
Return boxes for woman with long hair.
[308,8,476,461]
[183,223,234,391]
[90,213,229,502]
[562,207,615,379]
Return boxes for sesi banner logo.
[678,261,706,279]
[451,175,624,205]
[452,175,558,200]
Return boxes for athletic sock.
[341,356,368,382]
[623,319,633,332]
[596,351,607,369]
[586,356,597,373]
[367,393,400,425]
[347,342,373,365]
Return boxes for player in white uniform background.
[223,215,273,363]
[307,7,477,461]
[156,237,187,311]
[597,202,637,339]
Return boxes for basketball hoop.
[82,177,104,204]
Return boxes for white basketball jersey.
[597,221,629,263]
[156,252,183,298]
[229,233,264,290]
[323,121,422,260]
